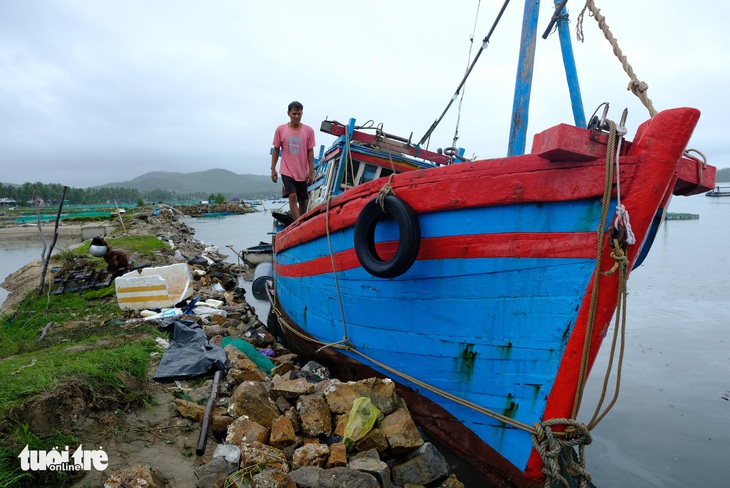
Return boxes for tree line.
[0,182,201,206]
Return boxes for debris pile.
[91,206,466,487]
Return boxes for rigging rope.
[418,0,511,146]
[451,0,483,150]
[576,0,657,117]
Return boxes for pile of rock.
[109,298,465,488]
[80,209,467,487]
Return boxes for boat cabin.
[308,119,467,209]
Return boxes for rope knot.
[533,419,593,488]
[375,182,395,210]
[627,79,649,95]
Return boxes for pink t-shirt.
[272,123,316,181]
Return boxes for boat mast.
[508,0,586,156]
[508,0,540,156]
[553,1,586,128]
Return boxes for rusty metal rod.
[195,369,222,456]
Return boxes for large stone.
[269,415,298,449]
[440,474,466,488]
[379,407,424,455]
[367,378,398,415]
[228,381,279,428]
[193,456,238,488]
[239,442,289,473]
[323,378,397,415]
[252,469,296,488]
[271,376,314,401]
[174,399,232,437]
[287,466,379,488]
[297,393,332,437]
[225,344,261,371]
[354,427,388,453]
[292,442,330,469]
[324,381,371,414]
[326,442,348,468]
[225,416,270,445]
[348,448,392,488]
[271,360,297,377]
[227,367,267,384]
[103,466,166,488]
[391,442,450,486]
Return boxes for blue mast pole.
[508,0,541,156]
[555,2,586,127]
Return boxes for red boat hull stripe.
[276,232,596,277]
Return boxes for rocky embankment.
[2,207,466,487]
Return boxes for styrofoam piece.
[201,299,224,309]
[115,263,193,310]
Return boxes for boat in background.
[705,184,730,197]
[242,241,273,267]
[266,2,716,486]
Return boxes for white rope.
[612,122,636,245]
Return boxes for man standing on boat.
[271,101,315,220]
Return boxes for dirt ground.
[1,213,234,487]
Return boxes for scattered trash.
[220,337,275,375]
[11,358,37,375]
[152,319,227,382]
[343,397,383,450]
[212,443,241,464]
[142,308,183,321]
[115,263,193,310]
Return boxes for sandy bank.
[0,223,115,242]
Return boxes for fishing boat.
[267,2,716,486]
[242,240,273,266]
[705,184,730,197]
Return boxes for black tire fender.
[354,195,421,278]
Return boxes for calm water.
[1,197,728,487]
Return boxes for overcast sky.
[2,0,728,188]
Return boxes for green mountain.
[99,168,278,198]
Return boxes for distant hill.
[99,168,278,198]
[716,166,730,183]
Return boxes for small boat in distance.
[705,184,730,197]
[266,2,716,486]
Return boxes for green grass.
[0,234,171,487]
[0,424,81,487]
[75,234,172,261]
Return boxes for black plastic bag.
[152,318,227,382]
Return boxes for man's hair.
[288,101,303,112]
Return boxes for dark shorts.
[281,174,309,202]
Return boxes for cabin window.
[361,164,380,183]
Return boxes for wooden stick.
[196,369,222,456]
[38,186,67,295]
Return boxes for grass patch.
[0,233,172,486]
[0,424,81,488]
[0,340,158,418]
[0,288,122,358]
[75,234,172,261]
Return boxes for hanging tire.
[354,195,421,278]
